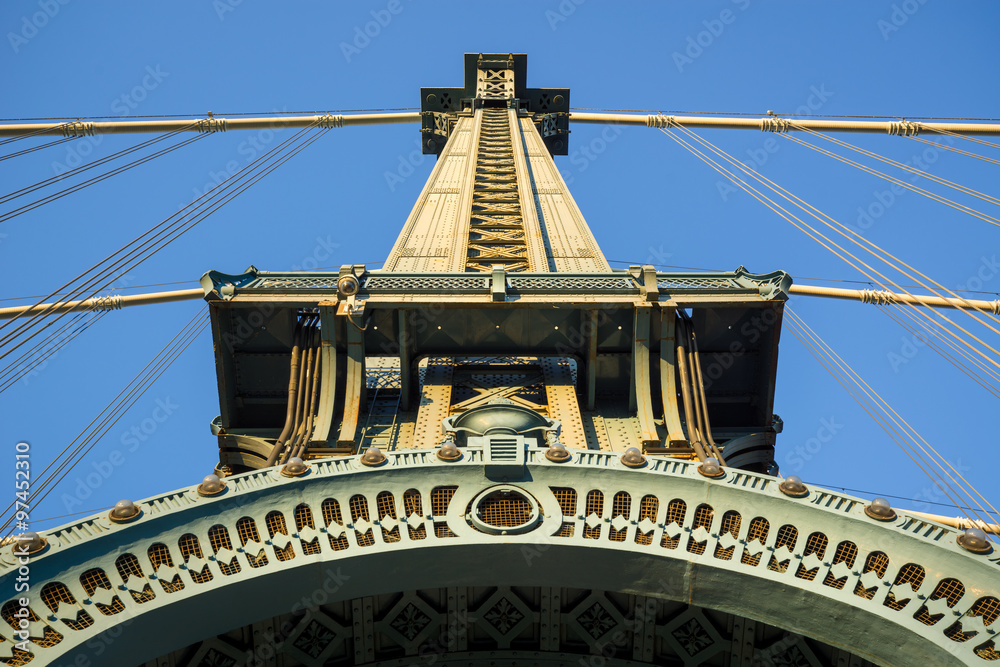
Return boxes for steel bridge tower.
[1,54,998,667]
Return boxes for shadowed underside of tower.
[0,54,997,667]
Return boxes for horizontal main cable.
[570,112,1000,136]
[0,112,420,137]
[0,121,204,206]
[0,132,209,224]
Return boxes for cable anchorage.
[317,114,345,129]
[646,114,674,129]
[888,120,920,136]
[91,294,123,312]
[860,289,897,306]
[760,117,790,133]
[196,117,228,133]
[60,121,95,138]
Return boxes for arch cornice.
[1,451,997,665]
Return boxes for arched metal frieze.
[0,451,997,665]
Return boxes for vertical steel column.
[659,308,687,446]
[336,311,366,451]
[312,301,339,444]
[632,304,659,447]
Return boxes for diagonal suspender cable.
[0,310,210,539]
[0,122,328,368]
[0,311,107,392]
[907,135,1000,166]
[926,126,1000,150]
[670,122,1000,337]
[0,132,209,223]
[0,136,76,162]
[780,312,982,525]
[0,121,73,146]
[784,124,1000,207]
[779,131,1000,228]
[659,124,1000,380]
[785,307,1000,535]
[0,122,203,206]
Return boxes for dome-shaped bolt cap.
[620,447,646,468]
[778,475,809,498]
[337,274,360,297]
[957,527,993,554]
[109,499,142,523]
[197,473,227,497]
[281,456,310,477]
[360,446,387,466]
[437,441,462,461]
[545,442,570,463]
[864,497,897,521]
[697,457,724,478]
[11,531,47,556]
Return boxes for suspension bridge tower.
[2,54,998,667]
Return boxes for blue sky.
[2,1,999,532]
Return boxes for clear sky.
[2,1,999,532]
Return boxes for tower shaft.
[384,55,607,273]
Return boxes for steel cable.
[660,124,1000,377]
[0,122,327,367]
[0,136,76,162]
[0,310,209,539]
[0,123,202,206]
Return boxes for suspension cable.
[0,312,106,393]
[785,307,1000,534]
[0,136,76,162]
[0,122,202,206]
[660,124,1000,380]
[0,132,209,224]
[0,122,327,368]
[786,123,1000,207]
[0,310,209,539]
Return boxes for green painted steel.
[1,451,997,665]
